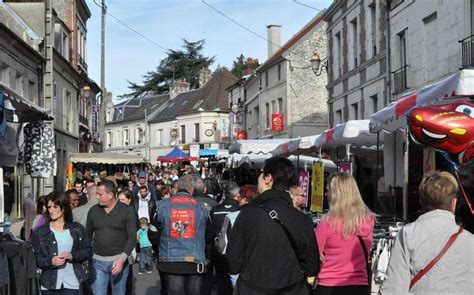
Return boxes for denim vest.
[156,191,211,263]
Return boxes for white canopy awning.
[370,69,474,133]
[230,138,300,155]
[315,120,382,148]
[70,152,145,164]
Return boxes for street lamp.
[310,53,328,76]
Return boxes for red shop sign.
[272,114,284,131]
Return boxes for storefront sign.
[310,162,324,212]
[236,130,247,140]
[91,105,100,139]
[298,171,310,208]
[272,114,284,131]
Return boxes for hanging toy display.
[408,101,474,168]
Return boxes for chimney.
[169,79,190,99]
[267,25,281,59]
[199,66,211,88]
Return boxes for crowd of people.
[20,159,474,295]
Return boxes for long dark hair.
[118,188,135,209]
[45,191,73,224]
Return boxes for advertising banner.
[310,162,324,212]
[271,114,284,131]
[298,171,310,208]
[338,162,352,174]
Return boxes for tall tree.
[121,39,215,99]
[231,55,260,79]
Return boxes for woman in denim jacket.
[31,191,92,295]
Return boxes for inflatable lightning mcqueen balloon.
[408,101,474,165]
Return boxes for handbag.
[409,227,463,289]
[357,235,372,290]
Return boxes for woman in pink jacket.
[315,172,375,295]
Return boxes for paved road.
[131,263,162,295]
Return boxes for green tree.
[121,39,215,99]
[231,55,260,79]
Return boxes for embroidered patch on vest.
[170,208,195,239]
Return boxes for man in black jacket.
[204,181,240,295]
[227,157,320,294]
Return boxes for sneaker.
[138,271,144,275]
[147,270,152,274]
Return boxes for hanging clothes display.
[0,232,40,295]
[23,122,57,178]
[0,247,9,295]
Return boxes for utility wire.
[201,0,283,50]
[92,0,169,53]
[293,0,323,12]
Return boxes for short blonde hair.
[419,171,458,211]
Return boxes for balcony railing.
[77,53,88,72]
[79,114,89,126]
[460,35,474,69]
[392,65,408,94]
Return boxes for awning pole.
[296,155,300,170]
[376,132,380,210]
[403,128,409,221]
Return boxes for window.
[123,129,129,145]
[244,89,247,101]
[277,98,283,113]
[181,125,186,143]
[159,129,164,146]
[64,90,73,133]
[370,94,378,114]
[29,81,36,104]
[398,30,407,68]
[255,106,260,130]
[62,31,69,61]
[259,74,262,87]
[394,29,408,93]
[106,131,112,147]
[335,109,342,124]
[350,18,358,69]
[277,63,281,81]
[265,71,269,87]
[265,102,270,129]
[423,13,438,81]
[369,3,377,57]
[194,123,200,142]
[0,65,10,86]
[271,100,276,115]
[350,103,359,120]
[334,32,342,78]
[15,74,23,95]
[248,110,252,128]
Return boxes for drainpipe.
[385,1,392,103]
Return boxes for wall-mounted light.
[310,53,328,76]
[82,85,91,99]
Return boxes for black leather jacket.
[31,221,92,290]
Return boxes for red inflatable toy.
[408,101,474,164]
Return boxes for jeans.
[41,289,79,295]
[90,258,129,295]
[139,247,153,272]
[164,273,203,295]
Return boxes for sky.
[85,0,334,102]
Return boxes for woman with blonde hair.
[314,172,375,295]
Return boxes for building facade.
[6,0,100,191]
[105,68,237,163]
[324,0,388,127]
[235,15,329,140]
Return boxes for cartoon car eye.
[455,104,474,118]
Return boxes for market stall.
[369,69,474,220]
[70,152,145,164]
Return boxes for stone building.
[235,13,329,140]
[323,0,388,127]
[6,0,100,191]
[105,68,237,163]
